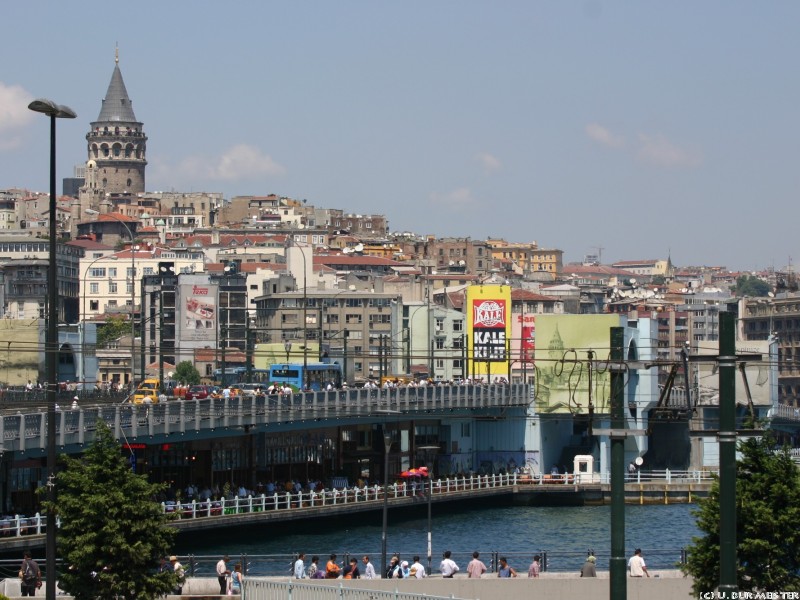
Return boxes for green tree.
[682,435,800,593]
[173,360,201,385]
[48,420,177,600]
[734,275,771,298]
[95,315,131,348]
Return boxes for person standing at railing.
[580,555,597,577]
[439,550,459,578]
[497,556,518,578]
[527,554,541,578]
[228,563,243,595]
[467,551,487,578]
[410,555,426,578]
[628,548,649,577]
[216,555,230,594]
[293,553,306,578]
[361,555,376,579]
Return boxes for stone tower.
[75,49,148,236]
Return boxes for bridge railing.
[0,384,531,453]
[162,473,521,519]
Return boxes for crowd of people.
[285,549,546,581]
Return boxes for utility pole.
[609,327,626,600]
[718,311,738,594]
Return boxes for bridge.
[0,469,714,552]
[0,384,531,455]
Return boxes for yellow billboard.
[467,285,512,381]
[533,314,623,414]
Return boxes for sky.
[1,2,798,272]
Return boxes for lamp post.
[377,408,401,578]
[81,253,118,385]
[85,209,137,390]
[28,96,77,600]
[381,428,393,578]
[285,236,308,389]
[418,445,439,574]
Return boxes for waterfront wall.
[1,573,695,600]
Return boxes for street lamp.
[418,445,439,574]
[85,208,137,390]
[28,96,77,600]
[377,408,401,578]
[285,236,309,389]
[81,253,118,384]
[284,340,292,364]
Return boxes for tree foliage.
[734,275,771,298]
[96,315,131,348]
[47,420,177,600]
[682,435,800,592]
[174,360,201,385]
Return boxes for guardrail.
[242,578,473,600]
[0,383,532,454]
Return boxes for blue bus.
[213,367,271,387]
[268,362,343,392]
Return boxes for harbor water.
[174,501,701,576]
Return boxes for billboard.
[467,285,512,380]
[533,314,623,414]
[179,283,218,343]
[512,313,535,366]
[694,339,775,407]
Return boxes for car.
[185,385,215,400]
[133,379,161,404]
[239,383,265,398]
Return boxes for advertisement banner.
[467,285,511,380]
[179,283,218,342]
[534,314,622,414]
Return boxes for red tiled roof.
[511,289,559,302]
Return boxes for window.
[109,282,118,294]
[90,283,99,294]
[453,320,463,332]
[90,300,99,311]
[436,339,445,350]
[90,268,106,277]
[108,268,117,277]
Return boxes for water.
[174,502,701,575]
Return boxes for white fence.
[242,578,471,600]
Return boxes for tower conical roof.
[96,62,138,123]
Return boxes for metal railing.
[0,469,715,543]
[0,383,531,454]
[161,473,520,519]
[243,578,473,600]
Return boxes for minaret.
[76,48,147,237]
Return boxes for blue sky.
[2,2,798,271]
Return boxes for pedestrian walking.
[228,563,243,595]
[19,550,41,597]
[170,555,185,595]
